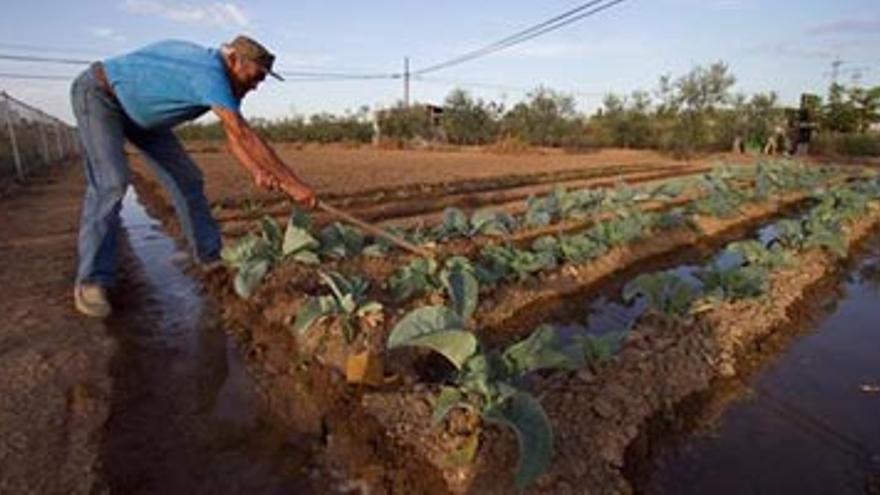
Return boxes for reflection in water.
[642,235,880,494]
[99,188,308,494]
[558,222,781,340]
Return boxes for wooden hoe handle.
[316,200,432,258]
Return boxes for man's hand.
[214,106,318,209]
[283,181,318,209]
[253,168,279,190]
[252,167,317,208]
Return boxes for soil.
[5,143,871,494]
[178,144,753,203]
[0,164,114,494]
[625,234,880,494]
[131,142,873,493]
[1,163,337,493]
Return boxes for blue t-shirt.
[103,40,240,129]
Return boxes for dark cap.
[227,35,283,81]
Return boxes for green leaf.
[292,296,334,335]
[650,181,683,199]
[440,207,469,237]
[320,222,364,258]
[260,216,284,249]
[623,272,699,318]
[318,271,348,302]
[725,240,792,270]
[483,392,554,490]
[432,386,465,425]
[356,300,383,317]
[388,306,466,345]
[501,325,584,377]
[233,259,270,299]
[558,234,604,263]
[362,243,389,258]
[338,293,358,314]
[221,235,268,266]
[289,207,312,230]
[525,196,552,227]
[291,251,320,265]
[697,264,768,301]
[576,332,624,365]
[394,330,478,369]
[443,265,479,320]
[282,224,319,257]
[470,209,511,237]
[459,353,495,398]
[389,257,440,302]
[388,307,475,368]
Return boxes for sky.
[1,0,878,125]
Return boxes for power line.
[414,0,607,75]
[279,70,399,81]
[413,0,629,75]
[0,54,90,65]
[0,51,399,82]
[0,42,107,56]
[0,72,72,81]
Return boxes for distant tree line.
[176,62,880,157]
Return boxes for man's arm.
[213,106,316,207]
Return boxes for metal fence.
[0,91,79,181]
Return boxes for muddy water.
[636,235,880,494]
[99,189,315,494]
[555,223,780,339]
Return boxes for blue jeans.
[71,67,221,287]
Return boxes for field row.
[129,157,878,492]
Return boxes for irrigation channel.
[106,181,879,493]
[621,230,880,494]
[99,188,323,493]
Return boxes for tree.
[658,61,737,156]
[442,89,500,145]
[822,83,859,133]
[501,87,581,147]
[595,90,654,148]
[376,102,433,142]
[847,85,880,133]
[744,92,784,148]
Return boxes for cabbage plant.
[387,270,584,490]
[221,213,320,298]
[292,271,383,342]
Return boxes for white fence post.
[38,122,51,168]
[54,122,64,161]
[1,92,26,182]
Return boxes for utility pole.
[830,58,844,85]
[403,57,410,107]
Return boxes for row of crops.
[223,161,839,299]
[217,160,880,489]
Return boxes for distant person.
[794,96,818,156]
[70,36,317,318]
[763,125,789,155]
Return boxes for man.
[70,35,316,318]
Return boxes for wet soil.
[0,163,344,493]
[476,192,815,338]
[129,145,876,494]
[99,189,322,494]
[627,232,880,495]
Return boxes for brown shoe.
[74,284,111,318]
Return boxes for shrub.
[812,132,880,157]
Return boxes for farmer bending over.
[71,36,316,318]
